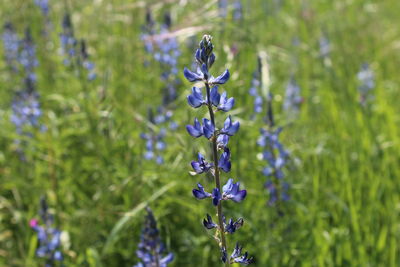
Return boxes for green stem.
[205,82,229,266]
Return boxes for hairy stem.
[205,82,229,266]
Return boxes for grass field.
[1,0,400,266]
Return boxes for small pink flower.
[29,219,38,228]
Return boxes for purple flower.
[186,118,203,138]
[187,87,205,108]
[217,134,230,148]
[135,207,174,267]
[209,69,230,85]
[221,178,247,203]
[202,118,215,139]
[230,243,253,265]
[191,153,213,174]
[221,115,240,136]
[225,217,244,234]
[203,214,218,230]
[183,67,203,82]
[218,148,231,172]
[217,91,235,111]
[30,197,63,265]
[192,183,212,199]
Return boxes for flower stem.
[205,82,229,266]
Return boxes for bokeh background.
[1,0,400,266]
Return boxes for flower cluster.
[283,76,303,116]
[60,13,96,80]
[135,207,173,267]
[34,0,50,16]
[11,90,42,135]
[9,29,43,156]
[19,29,39,86]
[2,22,19,71]
[60,13,77,66]
[218,0,229,18]
[257,127,290,206]
[140,108,177,165]
[139,11,180,164]
[184,35,252,265]
[140,9,156,54]
[153,12,181,106]
[357,63,375,106]
[248,57,263,119]
[233,0,243,21]
[30,197,63,266]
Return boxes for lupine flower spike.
[257,79,291,208]
[135,207,173,267]
[283,76,303,117]
[140,108,170,165]
[184,35,253,265]
[248,57,263,119]
[60,13,77,66]
[2,22,19,71]
[30,197,63,266]
[10,29,43,157]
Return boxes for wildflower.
[2,22,19,71]
[184,35,252,265]
[218,0,228,18]
[34,0,50,16]
[140,108,172,165]
[60,13,77,66]
[257,101,291,206]
[30,197,63,266]
[191,153,213,174]
[248,57,263,119]
[283,76,303,115]
[19,29,39,85]
[357,63,375,106]
[135,207,173,267]
[233,0,243,21]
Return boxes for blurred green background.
[1,0,399,266]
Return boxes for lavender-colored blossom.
[221,115,240,136]
[184,35,252,264]
[218,0,228,18]
[230,243,253,265]
[60,13,77,66]
[191,153,213,174]
[34,0,50,16]
[30,197,63,266]
[203,214,218,230]
[140,108,171,165]
[248,58,263,119]
[193,178,246,206]
[357,63,375,106]
[202,118,215,139]
[224,217,244,234]
[233,0,243,21]
[218,148,231,172]
[2,23,19,71]
[11,90,42,134]
[186,118,203,138]
[19,29,39,85]
[135,207,173,267]
[283,76,303,114]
